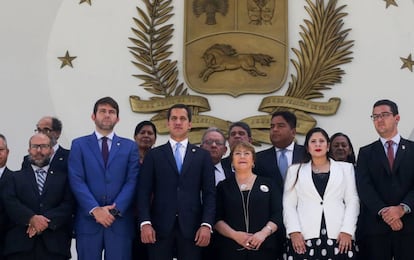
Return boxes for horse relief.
[199,44,276,82]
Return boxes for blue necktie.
[35,168,47,194]
[278,149,288,179]
[174,142,183,173]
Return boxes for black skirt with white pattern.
[285,216,357,260]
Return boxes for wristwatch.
[401,204,410,214]
[109,208,122,217]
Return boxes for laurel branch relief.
[128,0,353,144]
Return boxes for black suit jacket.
[21,145,70,172]
[0,168,13,259]
[356,138,414,238]
[220,156,232,178]
[137,141,216,239]
[2,167,74,257]
[255,144,305,191]
[215,175,283,253]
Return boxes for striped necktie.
[35,168,47,194]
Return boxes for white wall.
[1,0,414,171]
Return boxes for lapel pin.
[50,171,54,175]
[59,157,63,161]
[117,142,121,146]
[192,148,196,152]
[402,145,406,150]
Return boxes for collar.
[169,138,189,149]
[95,131,115,141]
[380,134,401,146]
[275,141,295,152]
[31,165,50,173]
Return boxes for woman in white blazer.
[283,127,359,259]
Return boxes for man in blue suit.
[68,96,139,260]
[137,103,215,260]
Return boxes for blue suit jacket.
[68,133,139,238]
[137,141,215,239]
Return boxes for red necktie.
[386,140,394,169]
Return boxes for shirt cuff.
[201,223,213,233]
[140,221,152,230]
[89,206,99,216]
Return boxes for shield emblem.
[184,0,288,97]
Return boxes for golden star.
[79,0,92,5]
[58,51,77,68]
[384,0,398,8]
[400,54,414,72]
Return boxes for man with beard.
[68,96,139,260]
[2,133,74,260]
[21,116,70,173]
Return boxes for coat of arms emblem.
[184,0,287,97]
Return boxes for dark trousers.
[358,232,414,260]
[148,219,201,260]
[6,238,67,260]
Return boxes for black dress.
[286,171,357,259]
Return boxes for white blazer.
[283,159,359,240]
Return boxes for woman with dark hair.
[133,120,157,260]
[214,141,283,260]
[329,132,356,165]
[283,127,359,259]
[134,120,157,165]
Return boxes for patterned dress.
[285,171,357,260]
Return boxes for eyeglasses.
[35,128,53,134]
[30,144,50,150]
[203,140,225,146]
[370,112,394,121]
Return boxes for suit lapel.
[181,143,196,175]
[164,142,179,174]
[393,138,408,172]
[28,168,42,198]
[107,135,121,167]
[373,140,392,174]
[86,133,105,168]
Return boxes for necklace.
[312,161,330,174]
[237,174,255,191]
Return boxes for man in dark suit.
[200,127,231,260]
[221,121,253,174]
[255,111,305,190]
[255,111,305,259]
[0,134,14,260]
[356,99,414,260]
[138,103,215,260]
[200,127,233,184]
[21,116,70,172]
[68,97,139,260]
[2,133,74,260]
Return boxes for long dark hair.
[303,127,330,163]
[291,127,330,189]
